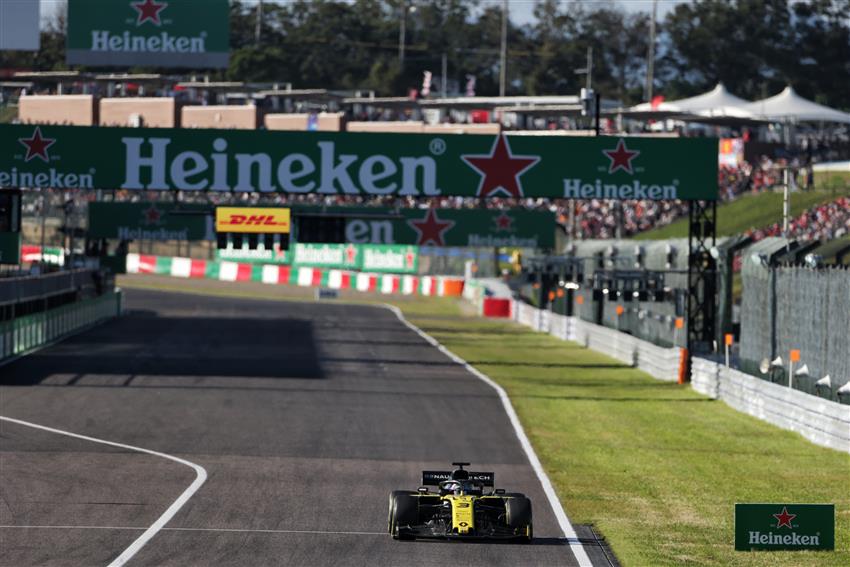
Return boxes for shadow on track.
[1,309,325,385]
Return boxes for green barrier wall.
[0,291,122,362]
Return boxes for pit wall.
[466,281,849,454]
[125,253,464,297]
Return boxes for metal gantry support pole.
[686,200,718,371]
[499,0,508,97]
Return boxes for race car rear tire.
[389,492,418,540]
[505,496,533,541]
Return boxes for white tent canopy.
[745,86,850,124]
[628,83,752,114]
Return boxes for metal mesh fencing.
[741,263,850,402]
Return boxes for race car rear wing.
[421,471,495,487]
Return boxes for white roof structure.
[745,86,850,124]
[632,83,751,113]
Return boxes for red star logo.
[603,138,640,174]
[344,244,357,264]
[773,507,796,529]
[132,0,168,26]
[405,250,415,269]
[462,135,539,198]
[18,126,56,163]
[142,204,162,225]
[407,209,455,246]
[493,211,514,232]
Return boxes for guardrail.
[692,358,850,453]
[0,269,105,306]
[0,291,122,364]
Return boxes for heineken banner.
[218,243,419,274]
[88,202,211,241]
[88,202,555,248]
[67,0,229,68]
[317,206,555,248]
[735,504,834,551]
[1,125,718,200]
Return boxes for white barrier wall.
[692,358,850,453]
[511,299,681,381]
[468,282,850,453]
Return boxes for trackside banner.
[217,243,419,273]
[87,202,556,247]
[0,125,718,200]
[734,503,834,551]
[66,0,229,68]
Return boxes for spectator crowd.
[747,197,850,242]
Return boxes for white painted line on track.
[0,525,387,536]
[383,306,595,567]
[0,416,208,567]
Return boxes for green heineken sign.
[0,232,21,265]
[0,125,718,200]
[218,243,418,273]
[88,202,210,241]
[67,0,229,68]
[87,202,554,248]
[294,206,555,248]
[735,504,834,551]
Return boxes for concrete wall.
[18,95,97,126]
[346,121,425,133]
[692,358,850,453]
[181,105,258,129]
[423,123,501,135]
[99,97,177,128]
[511,300,682,380]
[264,112,345,132]
[345,121,500,134]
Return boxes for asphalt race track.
[1,288,610,566]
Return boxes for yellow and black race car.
[388,462,533,542]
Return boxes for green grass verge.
[118,276,850,566]
[636,186,850,240]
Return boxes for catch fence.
[740,262,850,401]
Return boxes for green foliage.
[2,0,848,107]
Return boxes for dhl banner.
[215,207,290,234]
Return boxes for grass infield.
[118,275,849,566]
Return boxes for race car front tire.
[389,491,418,540]
[505,496,533,542]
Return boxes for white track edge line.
[0,416,208,567]
[383,305,594,567]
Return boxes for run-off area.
[0,289,604,566]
